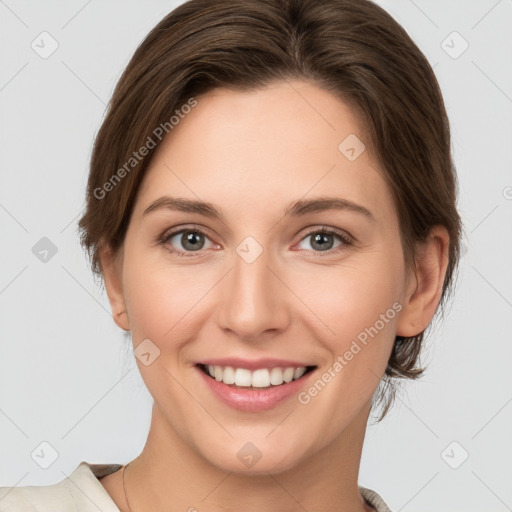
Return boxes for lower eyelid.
[296,231,351,251]
[163,229,216,253]
[161,228,352,255]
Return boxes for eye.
[159,225,353,257]
[296,227,353,254]
[160,227,217,256]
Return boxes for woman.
[0,0,461,510]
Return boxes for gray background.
[1,0,511,510]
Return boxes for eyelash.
[158,225,354,258]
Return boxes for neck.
[123,401,374,512]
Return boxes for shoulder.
[0,461,122,512]
[359,485,394,512]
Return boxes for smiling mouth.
[196,363,317,389]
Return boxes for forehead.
[134,80,395,227]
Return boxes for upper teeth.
[207,365,307,387]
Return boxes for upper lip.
[196,358,315,371]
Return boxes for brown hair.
[78,0,463,420]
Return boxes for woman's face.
[105,80,418,474]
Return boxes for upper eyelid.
[161,224,353,249]
[161,224,217,243]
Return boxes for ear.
[98,243,130,331]
[396,225,450,337]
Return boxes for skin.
[98,79,449,512]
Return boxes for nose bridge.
[217,234,288,339]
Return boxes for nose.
[216,243,290,342]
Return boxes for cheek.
[122,249,220,346]
[292,249,403,339]
[289,252,403,401]
[121,255,218,404]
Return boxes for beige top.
[0,461,394,511]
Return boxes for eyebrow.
[142,195,375,222]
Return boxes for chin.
[196,432,312,477]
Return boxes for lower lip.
[196,366,315,412]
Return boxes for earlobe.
[98,243,130,331]
[396,226,450,338]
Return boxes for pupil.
[312,233,333,251]
[183,231,203,251]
